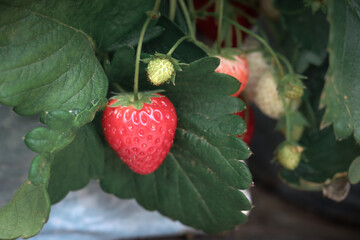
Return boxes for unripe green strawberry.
[147,57,175,86]
[281,74,306,101]
[276,142,304,170]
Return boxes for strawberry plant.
[1,0,360,238]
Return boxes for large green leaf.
[320,0,360,142]
[0,181,50,239]
[47,124,104,204]
[0,0,155,50]
[0,2,108,116]
[101,57,252,233]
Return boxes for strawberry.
[253,71,284,119]
[275,142,304,170]
[242,42,271,102]
[102,94,177,175]
[215,54,249,96]
[253,71,300,119]
[235,104,255,145]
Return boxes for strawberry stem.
[167,36,190,56]
[179,0,196,40]
[278,53,294,74]
[134,0,162,101]
[169,0,177,21]
[216,0,224,54]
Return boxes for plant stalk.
[216,0,224,54]
[133,0,162,101]
[167,36,190,56]
[179,0,196,40]
[169,0,177,21]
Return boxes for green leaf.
[24,127,76,153]
[0,2,109,116]
[101,57,252,233]
[106,25,164,51]
[0,181,50,239]
[349,156,360,184]
[47,124,104,204]
[320,0,360,142]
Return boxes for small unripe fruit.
[276,142,304,170]
[147,57,175,86]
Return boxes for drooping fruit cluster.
[102,94,177,175]
[215,54,249,96]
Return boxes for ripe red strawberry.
[102,94,177,175]
[235,104,255,145]
[215,54,249,96]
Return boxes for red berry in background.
[235,103,255,145]
[102,95,177,175]
[215,54,249,96]
[194,0,256,47]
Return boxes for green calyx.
[275,141,304,170]
[280,74,306,101]
[109,90,164,110]
[144,53,185,86]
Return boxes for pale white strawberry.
[253,71,300,119]
[253,71,285,119]
[245,51,271,101]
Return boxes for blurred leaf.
[273,0,328,73]
[281,63,360,185]
[349,156,360,184]
[320,0,360,142]
[101,57,252,233]
[276,0,328,57]
[0,182,50,239]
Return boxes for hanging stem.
[203,12,284,77]
[133,0,162,101]
[167,36,190,56]
[179,0,196,40]
[187,0,196,34]
[216,0,224,54]
[169,0,177,21]
[281,96,292,141]
[278,53,294,74]
[112,83,126,93]
[235,22,242,48]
